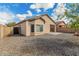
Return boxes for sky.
[0,3,67,25]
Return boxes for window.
[36,25,43,32]
[31,24,34,32]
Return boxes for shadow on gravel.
[20,38,79,56]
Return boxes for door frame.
[50,25,55,32]
[30,24,35,36]
[13,27,21,35]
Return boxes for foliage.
[64,3,79,30]
[6,22,16,27]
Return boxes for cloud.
[51,16,56,21]
[51,3,66,21]
[0,12,14,20]
[27,10,32,16]
[30,3,55,12]
[30,4,36,9]
[55,3,66,15]
[30,3,54,9]
[51,3,70,23]
[0,18,7,25]
[0,12,15,24]
[36,9,41,13]
[0,6,16,25]
[16,10,33,20]
[51,13,58,22]
[44,3,55,11]
[16,14,27,20]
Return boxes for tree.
[64,3,79,30]
[6,22,16,27]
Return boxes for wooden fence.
[3,26,12,37]
[0,25,12,38]
[56,27,79,33]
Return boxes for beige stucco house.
[56,21,66,28]
[12,14,56,36]
[0,14,56,38]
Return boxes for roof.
[15,14,56,25]
[56,21,66,25]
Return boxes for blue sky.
[0,3,66,25]
[0,3,57,14]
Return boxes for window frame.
[36,24,43,32]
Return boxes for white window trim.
[35,24,44,32]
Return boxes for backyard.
[0,33,79,56]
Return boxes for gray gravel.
[0,33,79,56]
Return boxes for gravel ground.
[0,33,79,56]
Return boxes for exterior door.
[13,27,21,35]
[50,25,55,32]
[30,24,34,35]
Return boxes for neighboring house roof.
[56,21,66,25]
[15,14,56,25]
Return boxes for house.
[0,14,56,38]
[56,21,66,28]
[12,14,56,36]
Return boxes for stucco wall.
[41,15,56,33]
[57,22,66,28]
[14,21,35,36]
[34,15,56,35]
[0,25,4,39]
[26,21,31,36]
[20,22,26,35]
[3,26,12,37]
[0,25,12,38]
[34,19,45,35]
[14,21,27,36]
